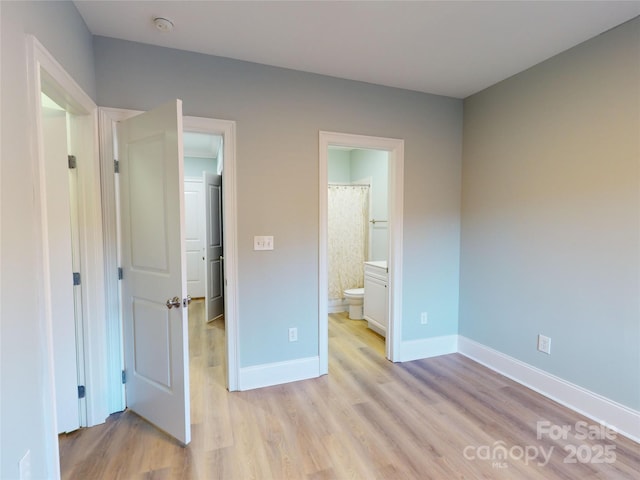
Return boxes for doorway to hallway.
[97,107,239,445]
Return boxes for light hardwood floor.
[60,302,640,479]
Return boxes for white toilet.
[343,288,365,320]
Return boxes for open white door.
[118,100,191,444]
[204,172,224,322]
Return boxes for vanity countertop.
[364,260,387,269]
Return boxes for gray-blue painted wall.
[461,17,640,409]
[93,35,464,367]
[1,2,96,478]
[4,5,636,478]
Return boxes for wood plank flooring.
[59,303,640,479]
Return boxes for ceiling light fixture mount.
[153,17,174,32]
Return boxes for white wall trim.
[27,35,108,425]
[26,34,61,480]
[328,299,348,314]
[398,335,458,362]
[458,336,640,443]
[97,107,141,414]
[184,116,239,392]
[238,357,320,391]
[319,131,404,375]
[27,34,107,478]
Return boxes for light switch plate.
[254,236,274,251]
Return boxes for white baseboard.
[328,299,347,314]
[238,356,320,391]
[236,335,639,444]
[398,335,458,362]
[457,336,640,443]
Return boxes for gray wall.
[184,156,217,178]
[327,148,389,262]
[460,18,640,409]
[327,149,351,183]
[3,4,637,477]
[351,149,389,261]
[1,2,96,478]
[94,36,463,366]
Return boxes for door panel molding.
[118,99,190,444]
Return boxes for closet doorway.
[27,37,107,475]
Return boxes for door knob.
[166,296,181,309]
[183,295,192,307]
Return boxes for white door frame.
[26,34,107,473]
[98,109,239,406]
[319,131,404,373]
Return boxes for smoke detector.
[153,17,174,32]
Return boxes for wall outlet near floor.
[288,327,298,342]
[420,312,428,325]
[537,334,551,354]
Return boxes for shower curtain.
[328,184,370,300]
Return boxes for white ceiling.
[74,1,640,98]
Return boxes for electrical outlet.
[420,312,428,325]
[537,334,551,354]
[288,327,298,342]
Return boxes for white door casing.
[27,36,107,479]
[184,179,205,298]
[205,172,224,322]
[319,131,404,373]
[118,100,191,445]
[99,108,239,401]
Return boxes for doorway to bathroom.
[319,131,405,374]
[327,146,389,351]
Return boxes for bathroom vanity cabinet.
[363,261,388,337]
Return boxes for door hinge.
[121,370,127,384]
[73,272,81,286]
[68,155,77,169]
[77,385,86,399]
[118,267,123,280]
[114,159,119,173]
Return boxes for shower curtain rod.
[328,183,371,187]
